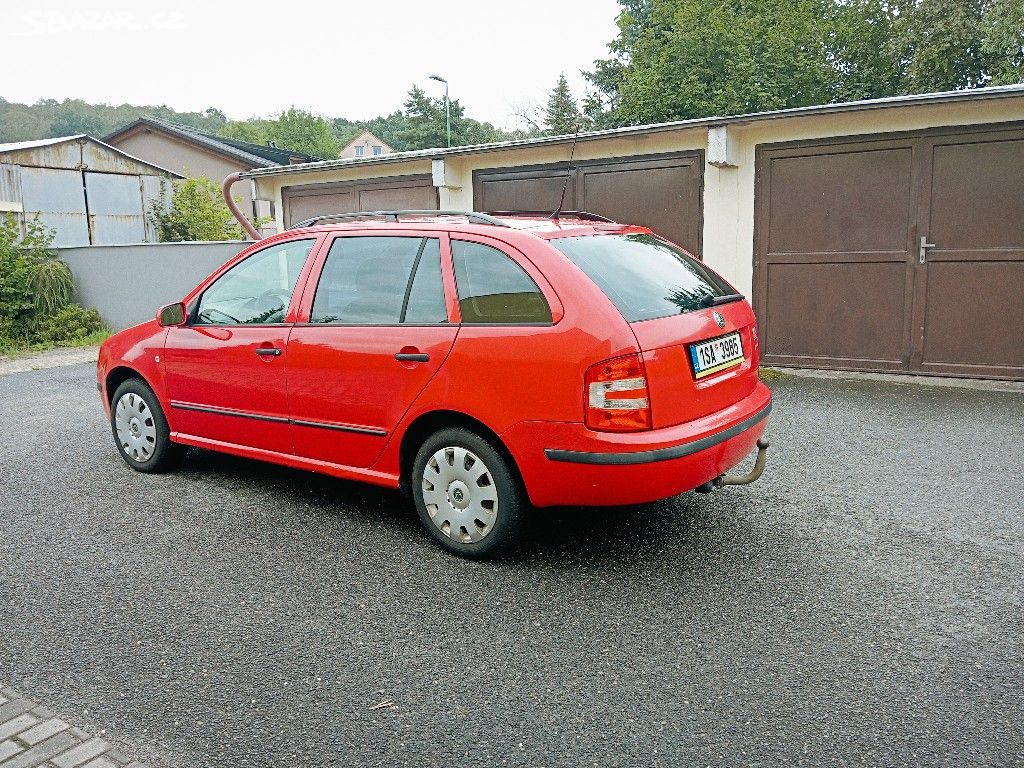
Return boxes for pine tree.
[544,73,582,135]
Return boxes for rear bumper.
[502,382,772,507]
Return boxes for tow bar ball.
[695,438,770,493]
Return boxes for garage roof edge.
[240,84,1024,180]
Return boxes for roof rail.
[484,210,617,223]
[288,210,511,229]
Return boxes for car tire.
[110,378,184,474]
[411,428,524,558]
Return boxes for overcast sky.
[1,0,622,130]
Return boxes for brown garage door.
[473,152,704,256]
[282,175,438,228]
[755,124,1024,380]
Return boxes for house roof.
[104,117,322,168]
[340,129,393,153]
[241,82,1024,179]
[0,134,182,177]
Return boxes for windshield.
[551,233,734,322]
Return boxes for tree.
[0,97,226,143]
[589,0,839,125]
[49,109,107,137]
[544,73,582,134]
[828,0,906,102]
[221,108,341,158]
[148,178,244,242]
[396,85,505,150]
[398,85,452,149]
[898,0,992,91]
[264,108,340,159]
[984,0,1024,84]
[585,0,1024,127]
[220,120,270,145]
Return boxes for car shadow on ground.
[173,446,733,567]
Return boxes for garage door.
[282,175,438,228]
[473,152,704,256]
[754,124,1024,380]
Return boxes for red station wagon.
[98,210,771,557]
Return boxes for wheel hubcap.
[421,446,498,543]
[115,392,157,462]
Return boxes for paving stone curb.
[0,686,147,768]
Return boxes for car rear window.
[551,233,733,322]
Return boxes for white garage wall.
[249,90,1024,303]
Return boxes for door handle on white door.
[919,235,936,264]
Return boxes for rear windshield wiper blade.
[700,292,745,308]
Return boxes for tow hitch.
[695,438,770,492]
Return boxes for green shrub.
[0,214,36,334]
[29,257,75,316]
[148,177,245,242]
[34,304,106,344]
[0,213,103,351]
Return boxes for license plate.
[690,332,744,378]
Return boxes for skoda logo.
[452,488,464,503]
[713,311,726,328]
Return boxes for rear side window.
[310,236,446,324]
[551,233,733,322]
[451,240,552,324]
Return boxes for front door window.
[195,239,314,325]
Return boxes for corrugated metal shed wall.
[85,172,146,244]
[19,167,89,246]
[0,138,175,246]
[0,164,22,210]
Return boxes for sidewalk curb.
[767,366,1024,394]
[0,347,100,377]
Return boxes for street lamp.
[428,74,451,148]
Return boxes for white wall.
[57,241,249,329]
[252,94,1024,301]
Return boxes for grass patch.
[0,329,110,359]
[758,367,787,382]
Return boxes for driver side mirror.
[157,302,187,327]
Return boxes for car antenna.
[550,122,581,220]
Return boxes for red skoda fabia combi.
[98,211,771,557]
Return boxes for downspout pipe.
[222,172,263,241]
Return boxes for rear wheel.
[411,428,524,558]
[110,378,184,473]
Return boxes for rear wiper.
[700,292,745,308]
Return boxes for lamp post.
[429,74,451,148]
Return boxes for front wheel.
[110,378,184,473]
[411,428,525,558]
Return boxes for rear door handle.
[255,347,282,357]
[395,352,430,362]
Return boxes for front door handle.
[255,347,282,357]
[919,235,936,264]
[395,352,430,363]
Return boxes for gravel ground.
[1,364,1022,767]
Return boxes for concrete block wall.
[55,241,249,330]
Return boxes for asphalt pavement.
[1,364,1022,767]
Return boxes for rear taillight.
[584,353,652,432]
